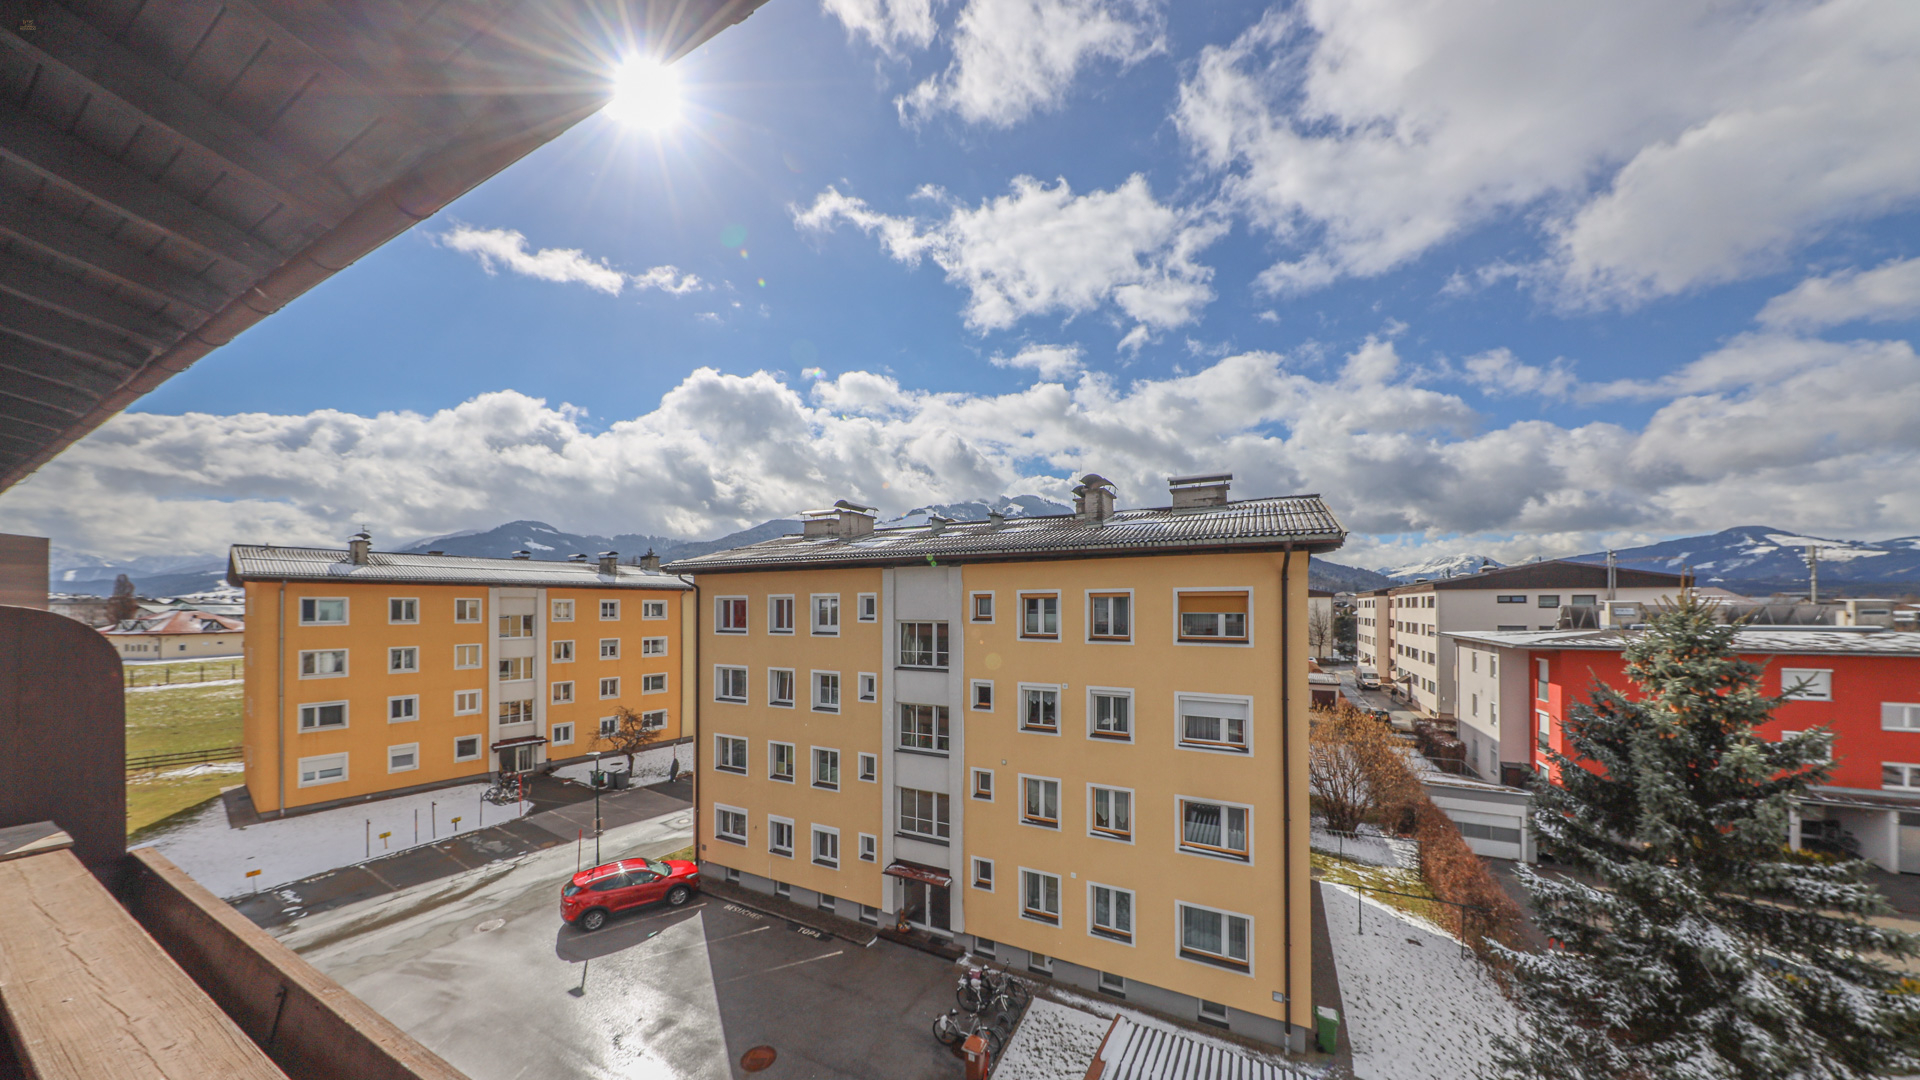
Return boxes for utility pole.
[1808,544,1820,604]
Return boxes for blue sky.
[6,0,1919,569]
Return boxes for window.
[600,716,618,738]
[899,622,950,668]
[859,904,878,925]
[858,752,877,781]
[898,703,950,753]
[498,613,534,638]
[812,595,840,635]
[1028,952,1053,975]
[1198,999,1230,1025]
[499,698,535,724]
[813,672,841,712]
[1782,668,1833,701]
[770,742,795,782]
[813,827,840,868]
[898,787,950,839]
[455,598,481,623]
[551,640,574,663]
[454,736,481,761]
[498,657,533,682]
[389,647,418,673]
[389,695,418,722]
[1089,690,1131,739]
[773,882,791,900]
[641,636,668,656]
[300,649,347,678]
[1178,695,1251,752]
[1885,764,1920,791]
[1537,594,1561,608]
[1022,776,1060,828]
[1537,659,1550,701]
[972,768,994,801]
[599,638,620,660]
[1098,972,1126,996]
[1179,903,1251,970]
[456,643,485,669]
[973,937,996,957]
[600,677,621,699]
[769,669,796,707]
[1090,786,1132,841]
[299,702,347,730]
[858,593,878,621]
[552,599,574,622]
[641,710,666,731]
[715,735,748,774]
[971,680,994,711]
[1885,704,1920,731]
[551,722,574,745]
[1181,798,1251,861]
[973,858,994,890]
[769,817,795,857]
[1021,594,1059,638]
[1538,710,1551,751]
[972,592,994,622]
[813,748,840,789]
[859,834,877,862]
[716,666,748,703]
[715,806,748,845]
[769,596,795,634]
[551,681,574,704]
[1178,591,1250,643]
[1021,686,1059,733]
[716,597,748,634]
[1571,594,1597,606]
[1020,870,1061,924]
[299,598,346,625]
[1089,593,1131,640]
[858,673,878,702]
[297,753,348,787]
[389,598,418,624]
[600,600,621,621]
[454,690,480,715]
[1089,883,1134,942]
[1496,595,1525,604]
[388,743,419,773]
[642,600,667,620]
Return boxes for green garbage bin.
[1315,1005,1340,1053]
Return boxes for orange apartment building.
[668,475,1346,1049]
[229,536,693,815]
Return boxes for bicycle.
[931,1008,1007,1056]
[482,778,522,806]
[956,967,1030,1014]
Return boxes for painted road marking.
[722,950,845,982]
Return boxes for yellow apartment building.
[668,475,1345,1050]
[229,536,693,815]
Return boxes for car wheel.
[580,908,610,932]
[666,885,691,907]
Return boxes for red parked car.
[562,857,700,931]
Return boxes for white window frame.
[858,752,878,782]
[716,596,749,635]
[768,595,796,635]
[600,599,621,621]
[857,593,878,622]
[1087,687,1134,741]
[812,746,841,791]
[1089,784,1135,843]
[970,591,995,623]
[714,665,748,704]
[641,673,667,695]
[768,816,795,858]
[812,670,841,713]
[1019,683,1061,735]
[1884,703,1920,731]
[859,833,878,862]
[714,804,749,845]
[1176,901,1254,974]
[298,597,348,626]
[497,656,534,683]
[453,690,481,715]
[1781,668,1833,702]
[768,668,797,708]
[599,676,621,699]
[1779,730,1831,763]
[453,735,482,762]
[550,640,574,664]
[297,752,349,787]
[388,646,419,674]
[641,709,667,731]
[1177,796,1254,863]
[1019,591,1061,640]
[641,636,668,656]
[1088,881,1136,944]
[1018,868,1062,925]
[1175,693,1254,755]
[551,598,574,622]
[641,600,668,620]
[811,594,841,636]
[972,857,995,891]
[298,649,348,679]
[858,672,878,702]
[714,734,748,775]
[971,767,994,801]
[551,722,575,746]
[599,638,621,660]
[1086,589,1134,643]
[388,597,418,625]
[812,825,841,868]
[1172,587,1254,648]
[298,701,348,731]
[456,643,485,669]
[551,680,575,704]
[897,787,951,840]
[388,695,419,723]
[1886,763,1920,791]
[971,680,994,712]
[1020,774,1061,830]
[454,598,482,623]
[769,741,796,782]
[387,743,420,774]
[600,716,619,738]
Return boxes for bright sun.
[606,57,682,131]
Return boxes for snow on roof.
[102,610,244,636]
[1445,627,1920,656]
[227,546,691,591]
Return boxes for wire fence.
[126,662,242,688]
[1311,825,1420,869]
[126,745,242,773]
[1335,880,1494,958]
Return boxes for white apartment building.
[1354,589,1391,684]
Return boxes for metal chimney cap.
[1167,472,1233,487]
[568,553,588,562]
[1079,473,1115,489]
[511,550,532,560]
[598,551,618,558]
[349,531,371,541]
[833,499,878,513]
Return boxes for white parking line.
[721,949,845,982]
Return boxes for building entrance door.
[498,743,536,774]
[899,878,951,933]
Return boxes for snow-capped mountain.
[882,495,1071,527]
[1375,553,1505,583]
[1566,526,1920,595]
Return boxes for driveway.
[277,814,961,1079]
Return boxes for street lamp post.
[592,751,603,865]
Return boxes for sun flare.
[605,57,682,131]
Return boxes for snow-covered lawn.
[1322,882,1518,1080]
[127,678,245,692]
[993,998,1112,1080]
[134,781,530,899]
[552,743,686,788]
[1310,825,1417,869]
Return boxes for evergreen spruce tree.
[1493,595,1920,1080]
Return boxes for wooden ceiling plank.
[0,2,355,225]
[0,385,83,429]
[0,197,228,313]
[0,246,184,349]
[0,340,130,397]
[0,364,97,416]
[0,290,152,367]
[0,100,287,275]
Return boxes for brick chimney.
[1075,474,1117,522]
[597,551,619,575]
[1168,473,1231,508]
[347,531,371,565]
[640,549,661,571]
[803,499,878,538]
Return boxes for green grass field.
[1313,849,1454,932]
[126,659,244,839]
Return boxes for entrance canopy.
[882,862,952,889]
[490,735,549,751]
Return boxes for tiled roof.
[1092,1015,1310,1080]
[227,547,691,591]
[1397,560,1685,592]
[102,610,244,636]
[664,495,1345,573]
[1446,627,1920,656]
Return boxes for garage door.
[1900,813,1920,874]
[1447,808,1526,861]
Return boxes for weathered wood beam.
[0,340,128,397]
[0,388,82,431]
[0,247,184,350]
[0,199,228,314]
[0,101,287,275]
[0,365,95,416]
[0,290,152,368]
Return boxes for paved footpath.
[233,776,691,929]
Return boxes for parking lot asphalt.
[279,814,962,1080]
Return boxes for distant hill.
[1375,552,1503,583]
[1309,559,1395,593]
[1566,526,1920,597]
[394,518,806,565]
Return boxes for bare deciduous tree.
[604,705,661,773]
[107,574,139,624]
[1307,603,1336,658]
[1309,702,1417,832]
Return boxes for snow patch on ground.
[1322,882,1517,1080]
[552,743,685,788]
[127,678,244,692]
[1020,985,1305,1074]
[134,781,529,899]
[1310,826,1417,869]
[134,761,245,781]
[994,998,1112,1080]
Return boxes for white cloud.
[12,332,1918,565]
[821,0,938,54]
[991,343,1084,380]
[897,0,1163,127]
[1461,348,1577,401]
[440,226,702,297]
[1757,257,1920,331]
[793,175,1221,334]
[1175,1,1920,304]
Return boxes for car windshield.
[642,858,672,877]
[562,883,582,897]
